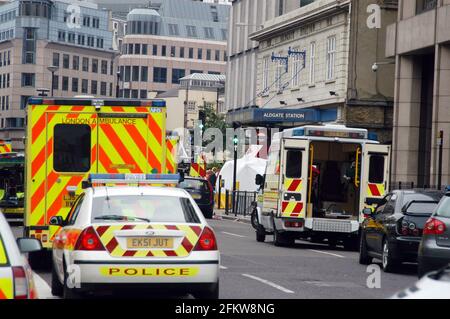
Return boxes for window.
[275,54,284,91]
[109,83,113,96]
[416,0,437,14]
[68,32,75,43]
[96,38,104,48]
[52,52,60,67]
[131,89,138,98]
[63,54,70,69]
[132,66,139,81]
[142,44,148,55]
[91,195,200,224]
[369,155,385,184]
[152,44,157,55]
[72,56,79,70]
[186,25,197,38]
[221,29,227,41]
[189,48,194,59]
[53,75,59,90]
[125,66,131,82]
[277,0,284,16]
[309,42,316,85]
[58,30,66,41]
[190,70,202,74]
[285,150,302,178]
[128,43,133,54]
[197,48,202,60]
[215,50,220,61]
[161,45,166,56]
[436,196,450,218]
[100,82,107,96]
[87,36,94,47]
[291,47,302,87]
[326,36,336,81]
[168,24,179,36]
[72,78,79,92]
[6,74,9,88]
[91,80,98,95]
[78,35,85,45]
[53,124,91,173]
[141,66,148,82]
[82,57,89,72]
[92,59,98,73]
[153,67,167,83]
[101,60,108,75]
[140,90,147,99]
[21,73,35,87]
[22,28,36,64]
[134,43,141,55]
[170,46,176,57]
[83,16,90,27]
[204,27,215,39]
[81,79,88,94]
[20,96,30,110]
[62,76,69,91]
[301,0,316,7]
[172,68,185,84]
[179,47,185,58]
[66,194,85,226]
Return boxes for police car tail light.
[74,227,105,251]
[194,227,217,251]
[423,218,446,236]
[12,266,28,299]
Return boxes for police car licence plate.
[127,237,173,249]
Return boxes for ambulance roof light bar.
[26,97,166,108]
[82,173,181,189]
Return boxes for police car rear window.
[91,195,201,224]
[53,124,91,173]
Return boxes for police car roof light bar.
[83,173,181,189]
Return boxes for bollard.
[225,189,229,215]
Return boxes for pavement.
[213,209,251,224]
[11,217,417,299]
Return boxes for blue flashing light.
[368,132,378,141]
[152,100,166,107]
[88,173,180,182]
[292,128,305,137]
[28,98,43,105]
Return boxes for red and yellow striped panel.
[94,224,202,258]
[281,201,304,218]
[283,178,302,192]
[190,154,206,178]
[165,137,179,174]
[0,139,11,154]
[367,183,385,198]
[0,278,13,299]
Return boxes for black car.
[178,177,214,219]
[418,191,450,277]
[359,190,443,272]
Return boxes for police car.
[50,174,220,299]
[0,212,41,299]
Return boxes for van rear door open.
[279,139,309,219]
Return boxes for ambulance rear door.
[278,138,310,219]
[360,143,391,219]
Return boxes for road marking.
[220,265,228,270]
[242,274,294,294]
[221,231,246,238]
[308,249,345,258]
[33,273,57,299]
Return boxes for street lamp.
[116,70,121,98]
[47,65,59,97]
[232,133,239,216]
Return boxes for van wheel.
[250,209,259,230]
[51,262,63,297]
[273,229,293,247]
[256,225,266,242]
[359,231,373,265]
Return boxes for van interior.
[308,141,361,220]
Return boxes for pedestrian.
[209,167,218,192]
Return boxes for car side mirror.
[49,216,65,227]
[255,174,264,186]
[17,238,42,254]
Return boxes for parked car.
[0,212,42,299]
[359,190,443,272]
[418,191,450,277]
[178,177,214,219]
[392,265,450,299]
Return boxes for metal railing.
[224,190,258,217]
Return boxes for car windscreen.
[91,195,201,224]
[404,202,439,215]
[179,179,208,192]
[435,196,450,218]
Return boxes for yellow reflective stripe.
[0,278,14,299]
[0,238,8,265]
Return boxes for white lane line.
[220,265,228,270]
[308,249,345,258]
[33,273,57,299]
[221,231,247,238]
[242,274,294,294]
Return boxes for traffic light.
[233,135,239,146]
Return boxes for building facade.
[117,0,229,99]
[0,0,117,151]
[226,0,397,144]
[386,0,450,186]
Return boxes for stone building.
[386,0,450,186]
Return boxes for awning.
[226,107,337,127]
